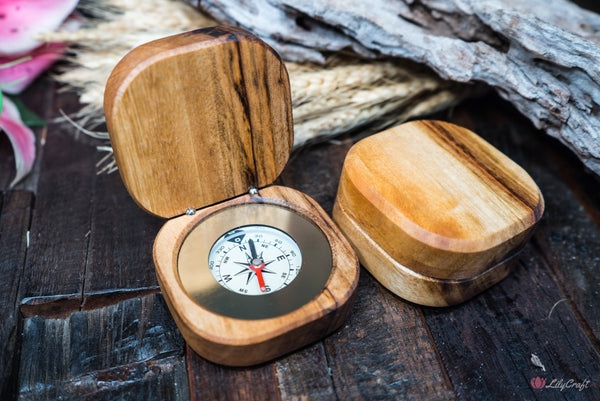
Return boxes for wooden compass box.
[103,26,359,366]
[333,120,544,306]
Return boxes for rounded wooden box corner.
[153,186,359,366]
[334,120,544,289]
[333,196,529,307]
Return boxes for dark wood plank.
[187,349,281,401]
[81,171,163,310]
[415,95,600,400]
[20,86,163,317]
[20,90,97,317]
[277,135,352,214]
[532,146,600,347]
[18,293,188,400]
[450,96,600,347]
[0,191,33,399]
[324,272,456,400]
[422,245,600,401]
[274,343,336,400]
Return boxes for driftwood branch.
[199,0,600,175]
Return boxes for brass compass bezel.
[177,201,333,320]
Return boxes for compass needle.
[207,225,303,296]
[249,239,258,259]
[252,263,267,292]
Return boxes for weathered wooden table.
[1,79,599,400]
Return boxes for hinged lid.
[104,26,293,218]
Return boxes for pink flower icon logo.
[531,377,546,389]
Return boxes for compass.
[208,225,302,296]
[177,201,333,320]
[104,26,359,366]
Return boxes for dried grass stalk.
[41,0,466,171]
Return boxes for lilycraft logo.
[530,377,591,392]
[530,377,545,389]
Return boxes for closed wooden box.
[333,120,544,306]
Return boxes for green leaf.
[6,96,45,127]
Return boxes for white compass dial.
[208,225,303,295]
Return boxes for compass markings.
[208,226,302,295]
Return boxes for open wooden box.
[104,26,359,366]
[333,120,544,306]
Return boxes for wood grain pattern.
[187,342,340,401]
[274,343,336,400]
[450,95,600,347]
[104,26,293,218]
[333,120,543,305]
[187,346,281,401]
[80,172,163,310]
[0,191,32,397]
[418,96,600,400]
[153,185,359,366]
[323,272,457,400]
[18,294,189,401]
[534,154,600,345]
[333,200,519,307]
[423,246,600,401]
[20,91,97,318]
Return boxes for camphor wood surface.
[104,26,293,218]
[334,120,544,305]
[153,185,359,366]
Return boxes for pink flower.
[0,96,35,187]
[0,0,78,187]
[0,0,78,56]
[0,42,68,95]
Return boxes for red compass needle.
[249,262,267,292]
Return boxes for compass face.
[208,225,302,295]
[177,202,332,320]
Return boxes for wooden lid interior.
[337,120,544,279]
[104,27,293,218]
